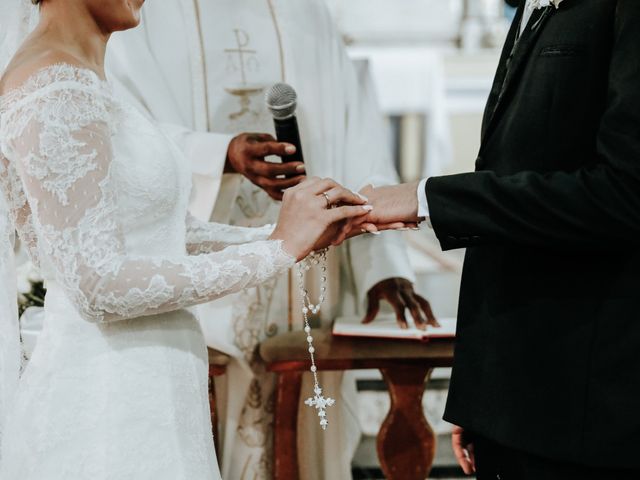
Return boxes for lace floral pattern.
[0,152,39,267]
[185,214,274,255]
[0,64,295,324]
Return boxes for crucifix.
[304,385,336,430]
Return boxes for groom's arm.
[428,0,639,251]
[372,1,640,251]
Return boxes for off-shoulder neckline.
[0,62,110,111]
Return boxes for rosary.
[297,248,335,430]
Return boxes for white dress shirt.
[417,177,430,218]
[521,0,541,35]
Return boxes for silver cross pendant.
[304,386,336,430]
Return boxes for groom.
[363,0,640,478]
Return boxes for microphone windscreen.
[265,83,298,120]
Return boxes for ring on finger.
[322,192,333,209]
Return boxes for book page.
[333,314,456,340]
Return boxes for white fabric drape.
[0,0,39,459]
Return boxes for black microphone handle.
[274,116,304,164]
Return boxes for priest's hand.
[363,278,439,330]
[226,133,306,200]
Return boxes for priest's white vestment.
[107,1,414,478]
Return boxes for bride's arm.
[3,78,295,324]
[185,213,274,255]
[0,154,40,266]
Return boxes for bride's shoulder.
[0,49,106,100]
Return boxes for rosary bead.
[299,247,334,430]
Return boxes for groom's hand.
[226,133,306,200]
[334,182,423,239]
[363,278,439,330]
[359,181,422,226]
[452,425,476,475]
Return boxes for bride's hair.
[31,0,41,5]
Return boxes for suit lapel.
[481,5,554,144]
[481,5,524,138]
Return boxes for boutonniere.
[533,0,564,9]
[526,0,563,32]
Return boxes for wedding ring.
[322,192,332,209]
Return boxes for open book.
[333,314,457,341]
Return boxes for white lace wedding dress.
[0,63,295,479]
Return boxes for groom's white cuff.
[417,178,430,218]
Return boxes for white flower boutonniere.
[533,0,564,9]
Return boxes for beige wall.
[448,112,484,174]
[443,51,500,174]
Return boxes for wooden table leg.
[378,367,435,480]
[208,366,225,465]
[273,370,303,480]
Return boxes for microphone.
[265,83,305,165]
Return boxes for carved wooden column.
[378,367,435,480]
[208,366,221,457]
[273,370,304,480]
[261,330,454,480]
[208,348,230,466]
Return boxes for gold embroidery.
[192,0,211,131]
[225,29,258,86]
[221,0,286,122]
[224,29,265,121]
[266,0,286,82]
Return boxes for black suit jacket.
[427,0,640,468]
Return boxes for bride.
[0,0,379,478]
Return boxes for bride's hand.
[269,177,372,261]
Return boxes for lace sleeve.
[1,76,294,323]
[0,153,39,267]
[185,213,274,255]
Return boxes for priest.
[106,1,434,478]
